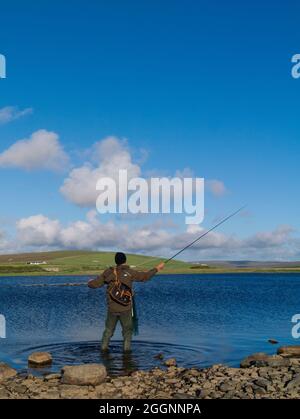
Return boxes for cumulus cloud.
[60,136,141,206]
[14,212,300,260]
[16,215,61,246]
[207,179,227,197]
[0,130,70,172]
[0,229,9,251]
[0,106,33,125]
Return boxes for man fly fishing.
[88,206,244,353]
[88,252,164,353]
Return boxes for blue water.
[0,273,299,375]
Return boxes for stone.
[0,388,10,399]
[60,385,89,399]
[277,346,300,358]
[61,364,107,386]
[28,352,52,367]
[0,363,17,382]
[43,390,60,399]
[44,373,61,381]
[254,378,270,389]
[240,353,290,368]
[240,353,269,368]
[164,358,177,367]
[268,339,279,345]
[286,374,300,391]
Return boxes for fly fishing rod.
[163,205,246,264]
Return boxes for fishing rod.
[163,205,246,264]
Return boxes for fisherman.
[88,252,164,353]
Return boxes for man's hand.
[156,262,165,272]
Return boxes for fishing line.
[164,206,246,264]
[135,205,246,267]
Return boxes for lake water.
[0,273,299,375]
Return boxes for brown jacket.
[88,264,158,313]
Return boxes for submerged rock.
[28,352,52,367]
[0,363,17,382]
[61,364,107,386]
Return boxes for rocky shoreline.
[1,346,300,399]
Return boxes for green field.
[0,250,191,276]
[0,250,300,276]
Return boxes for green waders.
[101,310,133,353]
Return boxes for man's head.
[115,252,127,266]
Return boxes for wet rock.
[0,363,17,382]
[154,353,164,360]
[277,346,300,358]
[164,358,177,367]
[268,339,279,345]
[28,352,52,367]
[62,364,107,386]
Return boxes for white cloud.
[0,129,70,172]
[16,214,61,246]
[13,212,300,261]
[207,179,227,197]
[0,106,33,125]
[60,136,141,206]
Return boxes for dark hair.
[115,252,127,265]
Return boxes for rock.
[268,339,279,345]
[277,346,300,358]
[60,385,89,399]
[286,373,300,391]
[219,382,235,392]
[61,364,107,386]
[154,353,164,360]
[240,353,269,368]
[240,353,290,368]
[28,352,52,367]
[254,378,270,389]
[0,388,10,399]
[265,357,290,368]
[164,358,177,367]
[0,363,17,382]
[43,390,60,399]
[44,373,61,381]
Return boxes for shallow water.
[0,273,300,375]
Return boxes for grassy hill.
[0,250,300,276]
[0,250,191,276]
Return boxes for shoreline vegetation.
[0,250,300,276]
[1,346,300,399]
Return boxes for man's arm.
[131,262,164,282]
[88,268,111,289]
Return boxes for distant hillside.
[0,251,300,276]
[192,260,300,269]
[0,250,190,275]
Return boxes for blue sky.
[0,0,299,260]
